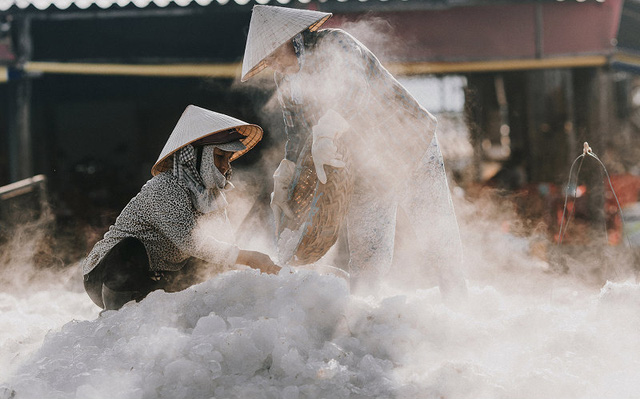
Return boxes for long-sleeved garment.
[276,29,436,190]
[82,172,239,276]
[275,28,466,298]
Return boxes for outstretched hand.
[236,250,280,275]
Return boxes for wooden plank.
[22,55,609,80]
[387,56,608,75]
[24,61,242,78]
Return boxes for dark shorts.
[83,237,206,309]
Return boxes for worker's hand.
[236,250,280,275]
[311,137,345,184]
[271,159,296,231]
[311,109,349,184]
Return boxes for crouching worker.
[82,105,279,311]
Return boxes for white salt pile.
[3,261,640,399]
[0,266,96,385]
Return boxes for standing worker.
[241,5,466,301]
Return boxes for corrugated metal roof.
[0,0,296,11]
[0,0,606,12]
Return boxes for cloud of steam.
[336,17,399,63]
[5,15,640,399]
[455,181,639,297]
[0,214,96,384]
[4,122,640,399]
[5,232,640,399]
[236,21,469,301]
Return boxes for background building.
[1,0,638,259]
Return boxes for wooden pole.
[574,67,607,232]
[9,15,33,182]
[525,69,574,185]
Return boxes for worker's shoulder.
[316,28,361,48]
[139,172,188,202]
[312,29,371,64]
[317,28,352,39]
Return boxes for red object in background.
[606,174,640,245]
[607,174,640,207]
[0,39,14,62]
[479,173,640,246]
[326,0,623,63]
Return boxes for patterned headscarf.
[287,33,306,105]
[292,33,305,67]
[172,144,229,214]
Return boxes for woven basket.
[276,137,353,265]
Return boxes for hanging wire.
[557,144,586,245]
[557,142,631,248]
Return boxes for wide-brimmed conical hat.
[241,5,332,82]
[152,105,263,176]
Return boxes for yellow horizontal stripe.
[21,55,609,80]
[611,52,640,67]
[388,55,609,75]
[24,61,241,78]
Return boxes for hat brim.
[212,139,247,153]
[241,13,332,82]
[151,124,263,176]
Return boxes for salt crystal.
[192,314,227,335]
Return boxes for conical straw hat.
[151,105,263,176]
[241,5,332,82]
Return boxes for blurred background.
[0,0,639,278]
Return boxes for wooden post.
[573,67,607,233]
[504,71,530,164]
[464,73,499,183]
[534,0,544,60]
[8,15,33,182]
[525,69,574,185]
